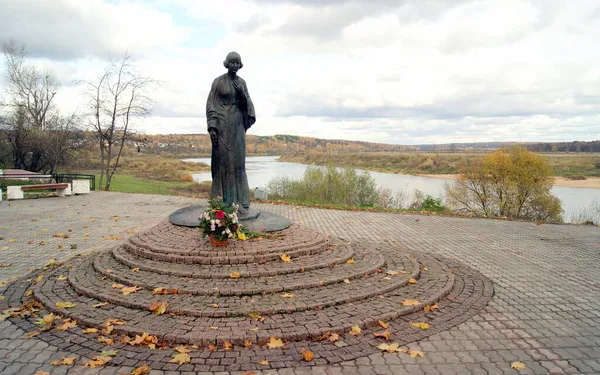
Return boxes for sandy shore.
[419,174,600,189]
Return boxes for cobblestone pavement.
[1,192,599,375]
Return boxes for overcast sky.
[1,0,599,145]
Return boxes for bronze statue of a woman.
[206,52,256,216]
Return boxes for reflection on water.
[185,156,600,223]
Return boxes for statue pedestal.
[168,205,292,233]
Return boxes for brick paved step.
[93,248,387,295]
[122,238,331,265]
[33,252,455,345]
[112,243,357,278]
[67,251,422,316]
[130,222,329,257]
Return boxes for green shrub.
[268,166,379,207]
[420,196,444,212]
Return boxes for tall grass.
[570,201,600,225]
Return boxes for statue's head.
[223,51,243,71]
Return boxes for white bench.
[7,183,71,200]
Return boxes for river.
[185,156,600,223]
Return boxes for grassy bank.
[278,151,600,177]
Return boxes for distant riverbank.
[419,174,600,189]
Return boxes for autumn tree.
[444,146,563,222]
[86,55,154,190]
[1,41,80,173]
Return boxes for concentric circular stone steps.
[1,214,494,372]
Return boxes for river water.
[185,156,600,223]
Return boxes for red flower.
[215,210,226,219]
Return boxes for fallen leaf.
[407,350,424,358]
[85,355,112,368]
[373,330,391,341]
[280,253,291,262]
[266,336,285,348]
[131,268,140,272]
[51,356,77,366]
[56,301,76,309]
[258,360,270,365]
[105,318,126,326]
[27,331,40,338]
[281,293,295,298]
[0,263,12,267]
[346,257,355,264]
[230,272,241,279]
[386,270,407,275]
[83,328,98,334]
[248,312,265,321]
[377,342,400,353]
[35,372,51,375]
[424,304,439,313]
[131,364,151,375]
[130,333,149,346]
[343,279,350,284]
[121,286,142,295]
[149,301,168,315]
[24,289,33,296]
[511,361,527,371]
[93,302,109,308]
[378,320,389,329]
[224,341,233,351]
[302,348,314,361]
[169,352,191,365]
[35,313,55,326]
[349,325,362,336]
[207,345,217,352]
[243,372,256,375]
[56,319,78,331]
[411,322,430,330]
[52,233,69,238]
[98,336,114,345]
[57,275,68,281]
[111,284,125,289]
[407,278,417,284]
[402,299,420,306]
[101,349,118,356]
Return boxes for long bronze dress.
[206,73,256,211]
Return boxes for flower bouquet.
[199,200,246,246]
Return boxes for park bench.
[7,183,71,200]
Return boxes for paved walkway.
[0,192,599,375]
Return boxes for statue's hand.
[233,80,245,95]
[209,129,218,147]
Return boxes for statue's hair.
[223,51,243,69]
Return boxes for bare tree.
[86,55,153,190]
[1,40,79,173]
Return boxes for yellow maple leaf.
[408,350,424,358]
[281,293,295,298]
[98,336,114,345]
[35,372,51,375]
[93,302,109,308]
[51,356,77,366]
[280,253,291,262]
[85,355,112,368]
[149,301,168,315]
[511,361,527,371]
[111,284,125,289]
[402,299,420,306]
[328,332,340,342]
[131,268,140,272]
[258,360,270,365]
[424,304,439,312]
[377,342,399,353]
[346,258,355,264]
[237,230,247,241]
[224,341,233,351]
[56,301,76,309]
[230,272,241,279]
[121,286,142,295]
[56,319,78,331]
[42,313,55,325]
[152,287,168,295]
[243,340,254,348]
[83,328,98,334]
[378,320,389,329]
[411,322,430,330]
[57,275,67,281]
[407,278,417,284]
[302,348,314,361]
[386,270,407,275]
[174,346,190,353]
[266,336,285,348]
[169,352,190,365]
[349,325,362,336]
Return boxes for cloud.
[0,0,187,60]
